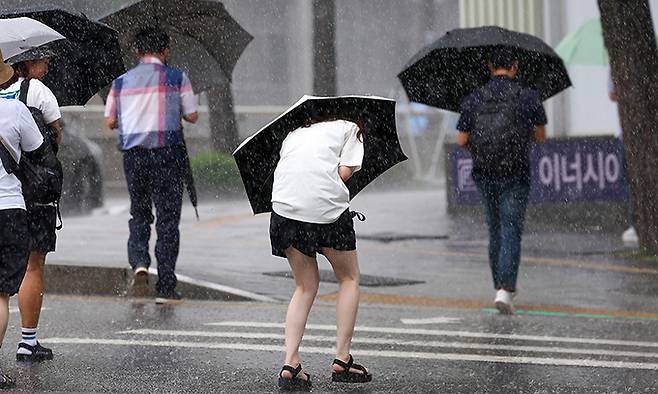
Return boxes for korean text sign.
[451,138,629,205]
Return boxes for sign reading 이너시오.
[451,137,629,205]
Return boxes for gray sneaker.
[129,266,150,297]
[155,290,183,305]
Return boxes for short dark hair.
[134,28,170,54]
[488,47,517,70]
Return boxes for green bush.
[190,152,244,197]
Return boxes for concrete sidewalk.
[49,188,658,315]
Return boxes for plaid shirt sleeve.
[180,72,197,116]
[104,81,118,119]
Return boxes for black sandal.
[0,373,15,389]
[278,364,312,391]
[331,354,372,383]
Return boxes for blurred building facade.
[5,0,658,186]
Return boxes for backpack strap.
[18,79,30,105]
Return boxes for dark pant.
[475,178,530,292]
[123,146,184,293]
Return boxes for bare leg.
[281,247,319,380]
[0,294,8,345]
[18,252,46,328]
[321,248,367,375]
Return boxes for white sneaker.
[622,227,638,244]
[134,267,148,276]
[494,289,514,315]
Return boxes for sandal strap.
[280,363,302,378]
[332,354,354,370]
[351,363,368,374]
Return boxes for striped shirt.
[104,57,197,150]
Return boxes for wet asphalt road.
[0,296,655,393]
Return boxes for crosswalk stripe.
[40,337,658,370]
[400,317,462,324]
[119,329,658,359]
[205,322,658,348]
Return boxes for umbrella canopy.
[398,26,572,112]
[0,7,126,106]
[233,95,407,215]
[99,0,253,93]
[555,18,608,66]
[0,17,64,60]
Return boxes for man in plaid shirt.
[104,28,198,304]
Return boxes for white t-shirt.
[272,120,364,224]
[0,78,61,124]
[0,99,44,210]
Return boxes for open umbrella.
[0,17,64,60]
[233,95,408,215]
[99,0,253,93]
[398,26,571,112]
[555,18,608,66]
[0,7,126,106]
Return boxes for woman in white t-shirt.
[271,113,372,390]
[0,48,62,362]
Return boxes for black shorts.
[0,209,29,295]
[26,204,57,254]
[270,209,357,258]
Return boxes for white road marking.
[9,307,49,314]
[400,317,462,325]
[119,329,658,359]
[40,337,658,370]
[146,268,277,303]
[205,322,658,348]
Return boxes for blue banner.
[451,138,629,205]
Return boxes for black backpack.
[468,84,531,179]
[15,79,63,206]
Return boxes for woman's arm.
[338,165,357,182]
[48,119,62,145]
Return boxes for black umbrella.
[180,136,199,220]
[233,95,408,215]
[0,6,126,107]
[398,26,572,112]
[99,0,253,93]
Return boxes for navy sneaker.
[16,342,54,362]
[155,290,183,305]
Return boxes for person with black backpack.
[456,48,546,315]
[0,47,63,362]
[0,51,46,389]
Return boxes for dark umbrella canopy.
[233,95,408,215]
[99,0,253,92]
[398,26,572,112]
[0,7,125,107]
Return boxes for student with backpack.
[0,47,62,362]
[456,48,546,315]
[0,51,46,388]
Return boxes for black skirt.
[270,209,357,258]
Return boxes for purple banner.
[451,138,629,205]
